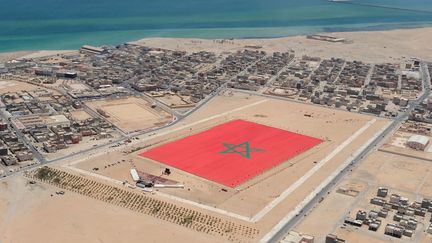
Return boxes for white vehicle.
[130,169,140,182]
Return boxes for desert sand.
[0,175,225,243]
[86,97,173,133]
[131,27,432,63]
[67,91,389,240]
[295,146,432,242]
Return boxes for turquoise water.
[0,0,432,52]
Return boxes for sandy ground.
[0,175,224,243]
[0,50,76,63]
[70,91,389,241]
[86,97,172,133]
[295,141,432,242]
[131,27,432,63]
[19,50,76,59]
[155,93,191,107]
[42,134,122,161]
[0,80,46,93]
[0,51,35,62]
[78,92,374,210]
[333,227,391,243]
[70,110,92,121]
[0,28,430,64]
[380,131,432,162]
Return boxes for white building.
[0,64,8,74]
[281,231,314,243]
[45,115,71,127]
[400,97,409,107]
[406,135,429,151]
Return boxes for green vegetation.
[52,177,60,184]
[34,166,55,181]
[26,166,259,242]
[181,215,194,225]
[152,204,161,214]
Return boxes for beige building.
[17,114,70,128]
[406,135,429,151]
[281,231,314,243]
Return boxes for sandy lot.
[380,131,432,162]
[0,175,224,243]
[0,51,35,62]
[69,110,92,121]
[0,80,45,93]
[41,132,123,161]
[131,27,432,63]
[72,90,389,241]
[295,143,432,242]
[19,50,76,60]
[86,97,173,133]
[1,28,431,64]
[155,93,192,107]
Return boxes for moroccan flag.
[140,119,322,187]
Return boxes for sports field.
[140,119,322,187]
[86,97,172,132]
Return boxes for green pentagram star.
[219,141,264,159]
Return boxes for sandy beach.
[131,27,432,63]
[0,50,75,62]
[1,28,431,64]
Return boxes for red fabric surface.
[140,120,322,187]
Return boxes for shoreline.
[1,24,432,55]
[235,24,432,40]
[130,27,432,63]
[1,26,432,63]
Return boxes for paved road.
[263,62,430,243]
[2,56,430,243]
[264,54,295,88]
[0,109,45,163]
[0,54,271,179]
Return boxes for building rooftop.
[407,134,429,146]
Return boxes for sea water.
[0,0,431,52]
